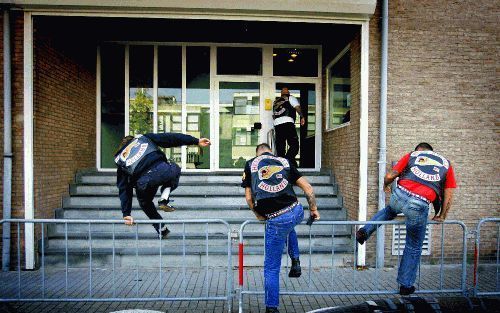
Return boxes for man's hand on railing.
[432,215,445,223]
[124,216,134,226]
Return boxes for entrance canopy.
[12,1,376,19]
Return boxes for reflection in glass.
[219,82,260,169]
[186,46,211,169]
[129,45,153,136]
[273,48,318,77]
[275,83,316,168]
[158,46,182,162]
[328,49,351,128]
[100,44,125,168]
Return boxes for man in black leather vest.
[114,132,210,238]
[272,87,305,167]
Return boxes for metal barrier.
[0,218,233,312]
[473,217,500,297]
[238,219,468,313]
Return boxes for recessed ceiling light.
[288,58,294,62]
[273,53,277,57]
[291,53,298,58]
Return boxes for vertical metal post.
[182,223,186,296]
[308,224,312,288]
[17,223,21,299]
[352,225,356,288]
[439,223,444,290]
[2,9,13,273]
[496,225,499,291]
[88,222,92,298]
[331,225,335,288]
[135,223,139,298]
[397,224,401,290]
[65,222,68,298]
[159,222,162,298]
[112,223,116,298]
[41,223,45,299]
[205,223,209,297]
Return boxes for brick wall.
[32,18,96,219]
[333,1,499,265]
[322,34,361,222]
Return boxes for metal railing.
[238,219,468,313]
[0,218,233,312]
[473,217,500,296]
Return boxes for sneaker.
[288,258,302,278]
[158,199,176,212]
[399,285,416,296]
[159,225,170,239]
[356,228,368,245]
[265,307,279,313]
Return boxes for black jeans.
[135,161,181,232]
[274,122,299,167]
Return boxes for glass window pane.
[100,44,125,168]
[219,82,260,169]
[273,48,318,77]
[158,46,182,163]
[129,45,153,136]
[186,46,211,169]
[328,49,351,128]
[217,47,262,75]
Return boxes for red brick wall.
[322,34,361,222]
[32,18,96,219]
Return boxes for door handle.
[252,122,262,130]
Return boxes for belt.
[397,185,431,204]
[265,201,299,220]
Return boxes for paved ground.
[0,265,497,313]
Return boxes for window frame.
[325,44,351,132]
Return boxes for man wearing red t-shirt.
[356,142,456,295]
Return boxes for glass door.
[217,81,261,169]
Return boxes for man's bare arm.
[295,177,320,220]
[384,169,400,191]
[245,187,265,220]
[295,106,305,126]
[433,188,454,222]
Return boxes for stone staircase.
[43,170,353,268]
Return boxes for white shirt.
[274,95,300,126]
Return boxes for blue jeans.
[264,203,304,308]
[135,161,181,232]
[360,187,430,288]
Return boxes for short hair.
[115,135,135,155]
[415,142,433,151]
[255,143,271,154]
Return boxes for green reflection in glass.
[129,88,153,136]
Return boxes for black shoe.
[288,258,302,278]
[158,199,176,212]
[265,307,279,313]
[159,225,170,239]
[356,228,368,245]
[399,285,416,295]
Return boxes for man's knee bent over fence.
[0,218,233,312]
[238,220,468,313]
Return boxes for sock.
[160,187,171,201]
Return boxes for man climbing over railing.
[356,142,457,295]
[241,143,320,313]
[114,132,211,238]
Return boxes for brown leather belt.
[265,201,299,220]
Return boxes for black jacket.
[117,132,199,217]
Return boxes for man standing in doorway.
[114,132,211,238]
[356,143,456,295]
[273,87,305,168]
[241,143,320,313]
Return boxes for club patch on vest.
[125,143,149,167]
[415,156,444,167]
[258,165,284,180]
[410,166,441,182]
[258,178,289,193]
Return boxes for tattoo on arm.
[305,191,317,210]
[384,170,399,187]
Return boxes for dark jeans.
[274,122,299,167]
[135,161,181,232]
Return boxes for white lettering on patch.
[125,143,149,166]
[410,166,441,182]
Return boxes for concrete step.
[78,174,333,185]
[45,234,351,250]
[63,195,342,210]
[48,221,351,235]
[71,184,337,197]
[41,245,353,268]
[58,207,346,221]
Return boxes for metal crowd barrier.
[0,218,233,312]
[473,217,500,297]
[238,219,468,313]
